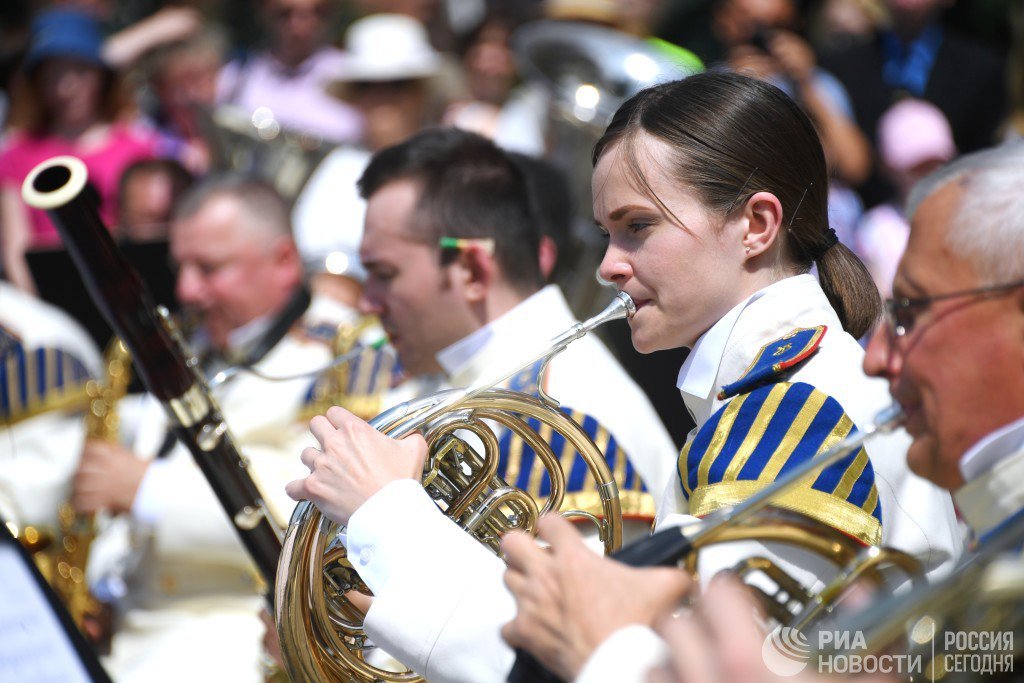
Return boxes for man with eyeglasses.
[862,142,1024,520]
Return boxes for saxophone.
[53,337,131,630]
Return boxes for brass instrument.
[509,405,926,682]
[196,103,330,203]
[303,316,393,422]
[51,337,131,631]
[275,294,635,682]
[813,515,1024,681]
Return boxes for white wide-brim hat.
[336,13,441,84]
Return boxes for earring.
[744,246,751,254]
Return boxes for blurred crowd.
[0,2,1021,680]
[0,0,1018,446]
[1,0,1019,303]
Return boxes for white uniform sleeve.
[130,457,175,524]
[575,625,667,683]
[347,479,514,683]
[0,413,84,528]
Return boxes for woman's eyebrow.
[607,204,651,221]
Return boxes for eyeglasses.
[883,279,1024,338]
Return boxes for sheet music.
[0,544,92,682]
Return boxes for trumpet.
[274,293,635,682]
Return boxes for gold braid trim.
[690,480,881,546]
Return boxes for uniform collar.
[676,274,829,425]
[437,284,573,387]
[954,416,1024,537]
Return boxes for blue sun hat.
[23,8,107,73]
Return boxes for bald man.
[76,176,353,682]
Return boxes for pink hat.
[877,98,957,172]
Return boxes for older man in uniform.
[283,128,678,681]
[75,176,353,682]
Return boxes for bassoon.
[22,155,281,586]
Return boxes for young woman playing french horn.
[287,71,962,683]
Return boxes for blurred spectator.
[117,157,194,243]
[0,8,156,294]
[712,0,872,187]
[355,0,460,51]
[216,0,363,145]
[141,28,226,176]
[292,13,442,309]
[821,0,1007,204]
[809,0,887,52]
[854,98,956,296]
[327,13,442,151]
[442,9,547,155]
[101,5,204,70]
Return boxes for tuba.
[274,294,635,682]
[195,102,331,203]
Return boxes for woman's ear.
[741,191,784,260]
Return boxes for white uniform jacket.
[576,275,963,683]
[0,283,101,528]
[94,294,349,683]
[345,284,678,683]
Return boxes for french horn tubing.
[274,293,635,682]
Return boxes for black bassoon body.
[22,155,282,586]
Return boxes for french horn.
[274,294,634,682]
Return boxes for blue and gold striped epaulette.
[300,321,340,345]
[1,326,94,425]
[718,326,827,400]
[302,343,399,421]
[506,359,544,396]
[680,380,882,546]
[497,407,655,522]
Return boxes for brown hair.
[4,62,129,134]
[593,71,881,338]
